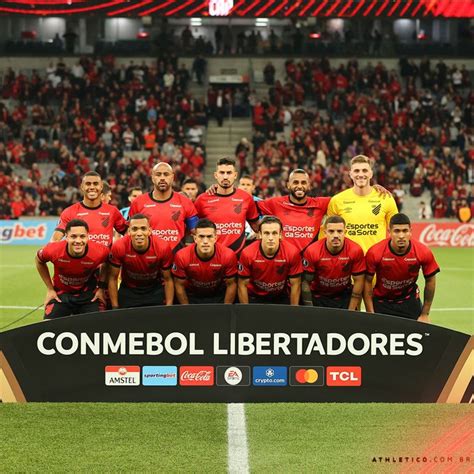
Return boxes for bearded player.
[36,219,109,319]
[172,219,237,304]
[364,213,440,322]
[51,171,127,247]
[302,216,365,310]
[194,158,259,254]
[108,214,174,309]
[129,162,199,253]
[238,216,302,305]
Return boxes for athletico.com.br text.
[372,456,471,464]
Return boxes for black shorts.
[44,290,102,320]
[188,293,226,304]
[118,284,165,309]
[312,289,352,309]
[374,292,422,320]
[248,293,290,305]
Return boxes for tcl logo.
[179,366,214,386]
[326,366,362,386]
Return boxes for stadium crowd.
[249,57,473,218]
[0,54,207,218]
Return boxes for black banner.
[0,305,471,403]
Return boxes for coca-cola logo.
[179,366,214,386]
[415,224,474,248]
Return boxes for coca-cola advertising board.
[0,305,471,403]
[411,222,474,247]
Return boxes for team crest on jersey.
[372,204,382,215]
[408,264,419,274]
[171,210,181,221]
[276,264,286,275]
[234,203,242,214]
[102,216,110,228]
[342,262,351,272]
[307,209,314,217]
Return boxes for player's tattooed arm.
[289,276,302,306]
[35,255,61,307]
[349,274,364,310]
[162,269,174,306]
[373,184,392,198]
[92,264,108,305]
[363,274,375,313]
[419,275,436,323]
[108,264,121,309]
[237,277,250,304]
[301,272,314,306]
[174,277,189,304]
[224,277,237,304]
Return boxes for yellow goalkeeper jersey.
[327,188,398,254]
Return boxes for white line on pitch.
[227,403,249,474]
[431,308,473,312]
[0,305,42,310]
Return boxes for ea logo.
[224,367,242,385]
[295,369,318,384]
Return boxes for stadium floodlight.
[190,18,202,26]
[255,18,269,27]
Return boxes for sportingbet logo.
[105,366,140,386]
[326,366,362,386]
[253,366,287,386]
[142,366,177,386]
[216,366,251,387]
[0,223,47,243]
[289,367,324,387]
[179,366,214,386]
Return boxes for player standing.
[256,169,330,253]
[238,216,302,305]
[364,213,440,322]
[51,171,127,247]
[302,216,366,310]
[108,214,174,308]
[327,155,398,254]
[36,219,109,319]
[129,162,199,252]
[194,158,259,253]
[172,219,237,304]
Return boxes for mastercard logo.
[289,367,324,387]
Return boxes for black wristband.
[97,281,107,289]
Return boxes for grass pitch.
[0,245,472,472]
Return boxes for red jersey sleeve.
[109,239,125,267]
[55,207,73,232]
[194,195,204,216]
[129,199,140,219]
[302,246,316,274]
[238,249,252,278]
[257,198,273,216]
[112,207,128,234]
[417,244,440,278]
[97,244,110,264]
[159,240,173,270]
[183,196,198,219]
[350,243,366,275]
[37,242,55,263]
[318,196,331,212]
[172,250,187,279]
[223,250,238,278]
[288,247,303,278]
[365,246,378,276]
[245,196,259,222]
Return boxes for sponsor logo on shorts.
[326,366,362,386]
[142,366,177,386]
[179,366,214,386]
[216,366,251,386]
[253,366,287,386]
[289,367,324,386]
[105,366,140,386]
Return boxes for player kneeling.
[238,216,302,305]
[302,216,366,310]
[172,219,237,304]
[364,213,440,322]
[35,219,109,319]
[108,214,174,308]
